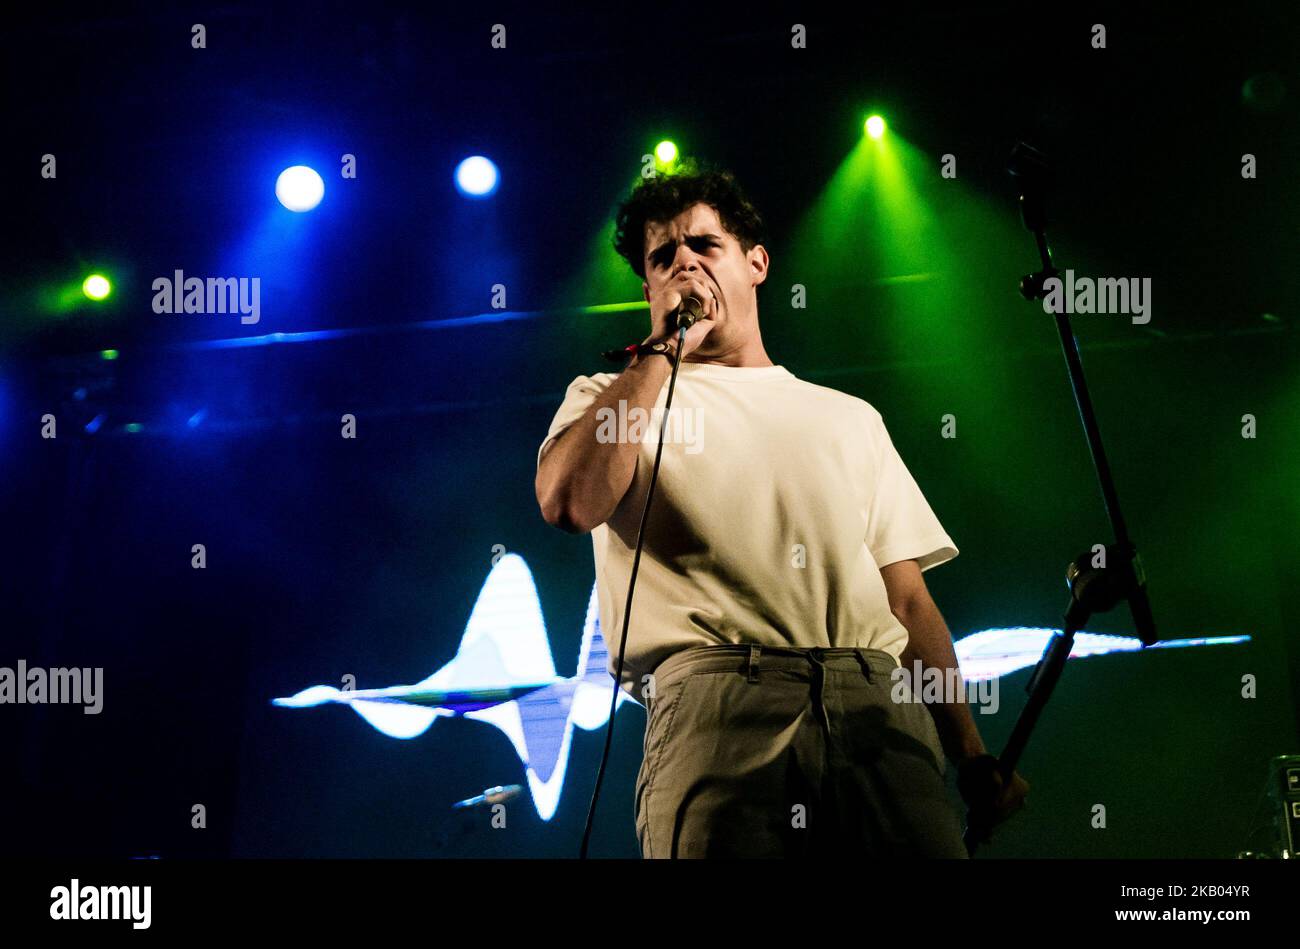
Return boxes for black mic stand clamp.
[1018,267,1059,302]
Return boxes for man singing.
[535,166,1028,857]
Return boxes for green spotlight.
[82,273,112,301]
[864,115,887,140]
[655,140,678,164]
[100,349,119,361]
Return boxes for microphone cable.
[578,320,690,858]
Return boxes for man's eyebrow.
[647,232,724,260]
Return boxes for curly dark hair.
[612,162,766,279]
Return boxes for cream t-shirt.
[537,362,957,700]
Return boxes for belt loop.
[852,650,873,681]
[747,644,761,683]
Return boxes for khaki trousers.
[634,644,969,858]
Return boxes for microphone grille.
[678,295,704,328]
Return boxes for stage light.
[455,156,499,197]
[100,349,119,361]
[83,274,112,300]
[1242,72,1285,113]
[275,166,325,211]
[865,115,887,140]
[655,140,678,164]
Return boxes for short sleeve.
[864,408,958,572]
[537,373,618,468]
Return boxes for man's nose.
[671,250,700,277]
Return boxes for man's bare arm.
[881,558,1031,836]
[879,558,987,763]
[537,267,724,533]
[534,346,675,534]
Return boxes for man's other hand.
[957,754,1030,845]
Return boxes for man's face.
[641,202,768,351]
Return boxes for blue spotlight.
[275,165,325,212]
[454,156,499,198]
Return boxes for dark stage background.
[2,3,1297,858]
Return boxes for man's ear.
[749,244,770,287]
[642,281,650,303]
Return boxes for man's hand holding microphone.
[537,273,722,533]
[638,271,720,364]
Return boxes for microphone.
[598,294,705,363]
[451,784,523,809]
[675,295,704,330]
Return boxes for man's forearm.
[535,346,675,533]
[896,596,987,765]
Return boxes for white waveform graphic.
[274,553,1249,821]
[953,627,1250,681]
[273,553,631,821]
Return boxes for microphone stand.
[964,143,1160,855]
